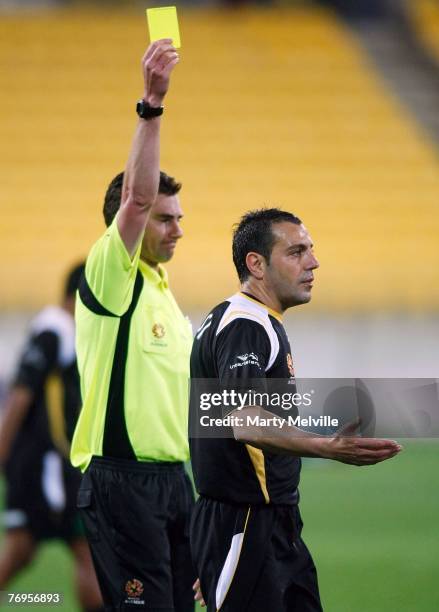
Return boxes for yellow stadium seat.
[0,6,438,311]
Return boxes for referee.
[71,41,195,611]
[189,208,402,611]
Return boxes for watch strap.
[136,99,164,119]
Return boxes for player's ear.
[245,252,265,280]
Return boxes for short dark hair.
[64,262,85,298]
[103,171,182,227]
[232,208,302,282]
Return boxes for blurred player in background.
[190,209,402,611]
[0,262,103,612]
[71,40,195,611]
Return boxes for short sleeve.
[84,213,142,316]
[215,319,271,382]
[14,331,59,394]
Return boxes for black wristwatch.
[136,99,164,120]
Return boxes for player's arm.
[214,320,401,466]
[117,39,179,257]
[232,408,402,466]
[0,386,34,467]
[0,330,58,467]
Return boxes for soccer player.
[0,263,103,612]
[70,40,195,611]
[189,209,402,611]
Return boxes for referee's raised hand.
[142,39,179,107]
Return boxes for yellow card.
[146,6,181,49]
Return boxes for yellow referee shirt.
[71,215,193,472]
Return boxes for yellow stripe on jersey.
[239,292,283,322]
[245,445,270,504]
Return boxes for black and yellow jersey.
[11,306,80,460]
[189,292,301,505]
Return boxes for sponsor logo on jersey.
[237,352,258,362]
[229,353,261,370]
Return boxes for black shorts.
[3,449,84,542]
[78,456,195,612]
[190,496,323,612]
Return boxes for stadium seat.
[1,6,438,311]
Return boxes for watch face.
[136,100,145,116]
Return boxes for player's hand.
[326,419,402,466]
[192,578,206,607]
[142,39,179,107]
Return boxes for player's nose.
[306,253,319,270]
[170,220,183,240]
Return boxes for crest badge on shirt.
[152,323,165,339]
[124,578,145,605]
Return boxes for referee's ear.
[245,252,265,280]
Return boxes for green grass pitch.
[1,441,437,611]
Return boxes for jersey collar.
[239,292,283,322]
[139,259,169,289]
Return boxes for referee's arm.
[232,406,402,467]
[117,39,179,258]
